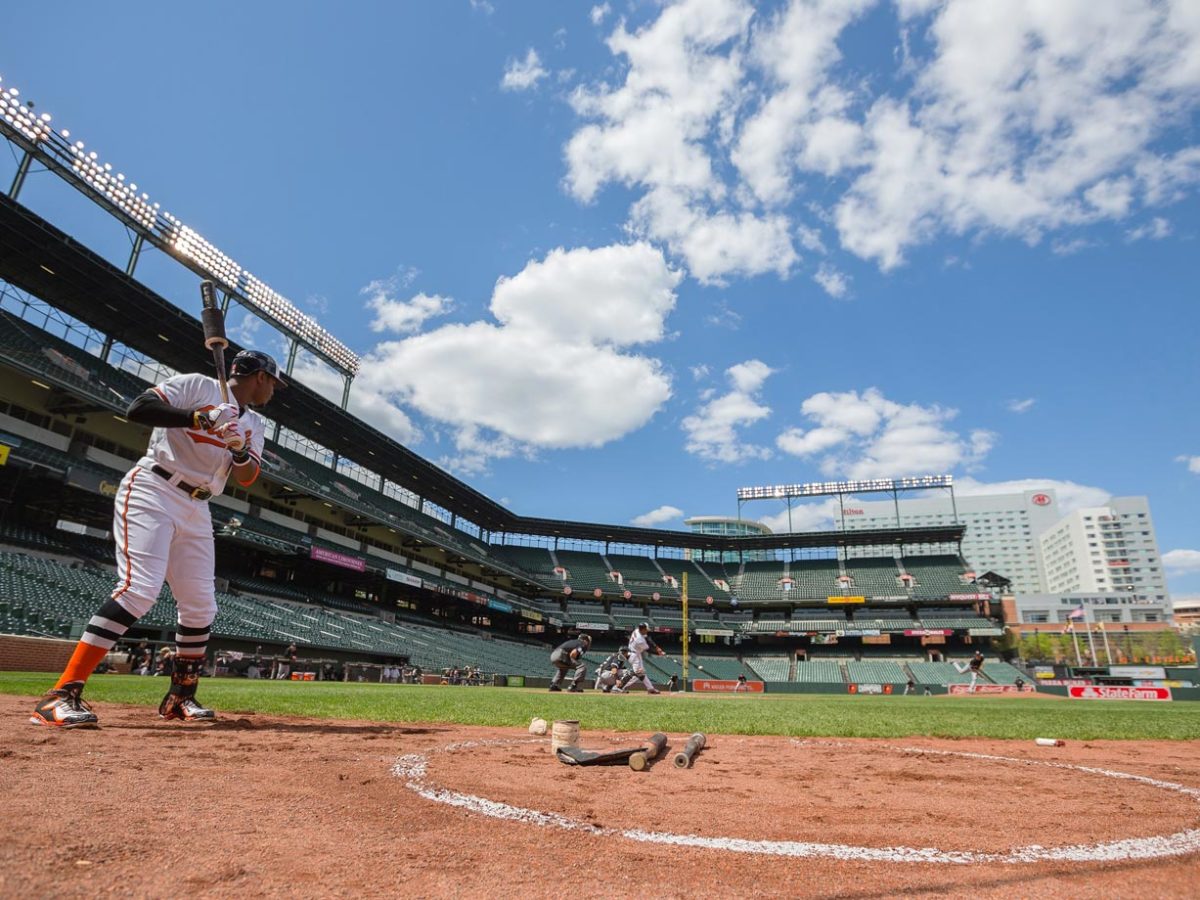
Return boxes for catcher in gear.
[594,647,630,692]
[617,623,665,694]
[549,634,591,692]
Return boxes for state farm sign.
[1068,685,1172,701]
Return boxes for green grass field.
[4,672,1199,740]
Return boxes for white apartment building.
[1039,498,1167,602]
[837,489,1063,595]
[1007,592,1172,625]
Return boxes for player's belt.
[151,464,213,501]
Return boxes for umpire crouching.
[549,634,591,692]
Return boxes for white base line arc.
[389,738,1200,865]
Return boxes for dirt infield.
[1,694,1198,899]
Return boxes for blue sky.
[1,1,1198,597]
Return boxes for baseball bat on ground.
[672,732,706,769]
[199,280,230,404]
[628,732,668,771]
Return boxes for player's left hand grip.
[201,307,229,350]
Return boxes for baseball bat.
[199,280,230,404]
[672,732,706,769]
[628,732,668,771]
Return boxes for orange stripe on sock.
[54,642,110,690]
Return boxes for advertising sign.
[905,629,952,636]
[66,466,120,498]
[1068,685,1172,701]
[694,628,735,637]
[692,679,764,693]
[1109,666,1166,679]
[948,684,1035,695]
[827,596,866,604]
[575,622,610,631]
[949,593,992,600]
[968,627,1005,636]
[310,545,366,572]
[385,568,423,588]
[520,608,543,621]
[487,598,513,613]
[848,683,890,695]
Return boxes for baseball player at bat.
[30,349,284,728]
[617,622,664,694]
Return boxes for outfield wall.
[0,634,76,672]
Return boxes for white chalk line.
[389,737,1200,864]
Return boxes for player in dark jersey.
[549,634,591,692]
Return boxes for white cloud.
[1164,549,1200,575]
[952,476,1111,514]
[704,300,742,329]
[562,0,1200,280]
[1177,455,1200,474]
[690,364,710,380]
[365,281,453,334]
[681,358,774,463]
[469,0,494,14]
[363,243,679,468]
[1007,398,1036,414]
[834,1,1200,269]
[756,497,842,534]
[1126,216,1173,241]
[291,353,421,447]
[590,3,611,26]
[631,504,684,527]
[732,0,874,202]
[564,0,801,282]
[228,309,265,347]
[502,49,549,92]
[796,224,827,253]
[1050,237,1098,256]
[775,387,994,479]
[813,263,849,298]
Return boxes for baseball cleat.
[567,685,584,693]
[159,695,216,723]
[548,684,562,692]
[29,681,98,728]
[647,688,661,695]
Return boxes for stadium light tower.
[0,71,361,391]
[735,475,956,532]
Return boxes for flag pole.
[1098,619,1114,665]
[1068,621,1083,666]
[1083,606,1098,665]
[681,571,690,692]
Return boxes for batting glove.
[194,402,239,431]
[214,420,247,454]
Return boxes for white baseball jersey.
[144,373,265,494]
[628,628,652,656]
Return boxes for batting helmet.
[230,349,287,386]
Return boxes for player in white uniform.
[30,350,283,727]
[617,622,664,694]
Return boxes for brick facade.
[0,634,76,672]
